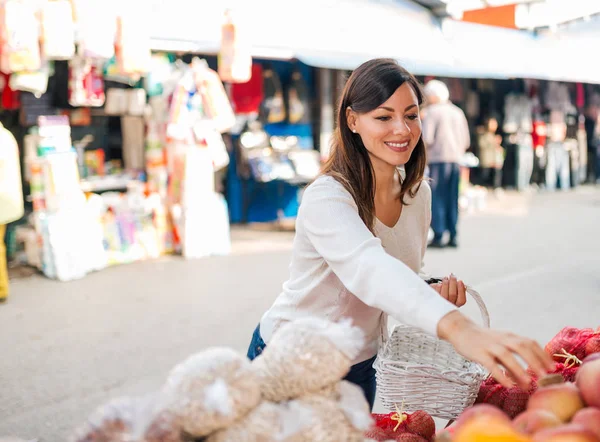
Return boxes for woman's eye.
[376,116,391,121]
[406,114,419,121]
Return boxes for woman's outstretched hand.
[437,311,555,390]
[430,274,467,307]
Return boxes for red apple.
[583,353,600,364]
[527,383,584,422]
[576,359,600,408]
[532,424,598,442]
[455,404,511,429]
[513,410,561,435]
[572,408,600,439]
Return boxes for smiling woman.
[323,60,428,234]
[247,58,554,412]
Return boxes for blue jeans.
[428,162,460,241]
[546,143,570,191]
[517,144,534,191]
[247,325,377,410]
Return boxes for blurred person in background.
[477,115,505,193]
[0,224,7,302]
[584,104,599,183]
[0,120,23,303]
[246,59,552,410]
[422,80,470,248]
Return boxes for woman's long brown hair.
[321,58,427,234]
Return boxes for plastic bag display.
[41,0,75,60]
[0,0,42,73]
[115,12,152,79]
[77,4,116,60]
[195,59,236,134]
[251,318,365,402]
[162,348,261,437]
[9,63,50,97]
[68,57,105,107]
[218,9,252,84]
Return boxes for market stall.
[1,0,238,281]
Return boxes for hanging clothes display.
[503,92,534,191]
[67,57,106,107]
[218,9,252,84]
[260,65,286,124]
[287,69,311,125]
[41,0,76,60]
[76,2,117,60]
[0,0,41,74]
[544,82,576,114]
[0,73,21,110]
[115,11,152,80]
[231,63,264,115]
[194,59,236,134]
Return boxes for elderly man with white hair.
[422,80,470,248]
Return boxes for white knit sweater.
[260,175,457,364]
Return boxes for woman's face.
[347,83,422,169]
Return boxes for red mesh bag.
[502,386,530,418]
[544,327,599,362]
[366,411,435,442]
[585,331,600,356]
[475,360,582,418]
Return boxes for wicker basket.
[374,286,490,420]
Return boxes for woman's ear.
[346,106,357,133]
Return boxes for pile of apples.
[437,354,600,441]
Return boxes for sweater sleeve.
[299,178,456,337]
[418,182,432,281]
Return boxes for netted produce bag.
[290,395,366,442]
[142,409,185,442]
[544,326,600,362]
[204,401,287,442]
[252,318,365,401]
[364,409,435,441]
[206,390,368,442]
[72,393,187,442]
[162,347,261,438]
[474,363,579,418]
[71,396,146,442]
[314,381,374,433]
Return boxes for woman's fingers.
[490,344,531,390]
[448,275,458,305]
[506,336,554,377]
[441,277,450,302]
[480,356,514,389]
[456,280,467,307]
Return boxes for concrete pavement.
[0,187,599,441]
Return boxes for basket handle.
[380,282,491,347]
[465,285,490,328]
